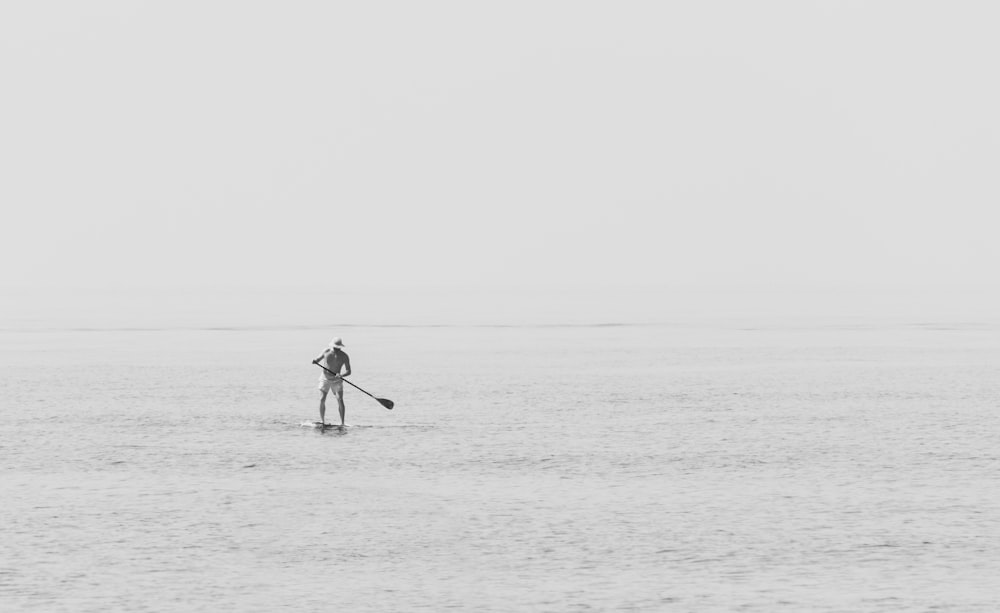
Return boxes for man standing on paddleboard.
[312,337,352,426]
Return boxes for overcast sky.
[2,1,998,294]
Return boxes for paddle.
[313,362,395,410]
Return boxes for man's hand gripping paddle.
[313,361,395,410]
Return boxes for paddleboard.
[301,421,352,430]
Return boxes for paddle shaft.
[315,362,382,402]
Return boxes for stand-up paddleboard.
[300,421,352,431]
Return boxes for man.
[312,337,352,426]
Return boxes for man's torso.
[321,350,348,379]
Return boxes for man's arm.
[311,348,330,364]
[342,355,352,378]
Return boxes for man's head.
[329,337,346,351]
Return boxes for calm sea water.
[2,319,1000,611]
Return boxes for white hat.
[328,337,346,349]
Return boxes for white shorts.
[318,378,343,394]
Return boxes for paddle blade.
[378,398,394,410]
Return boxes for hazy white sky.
[2,1,998,292]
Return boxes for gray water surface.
[2,322,999,611]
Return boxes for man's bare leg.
[336,390,346,426]
[319,389,328,424]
